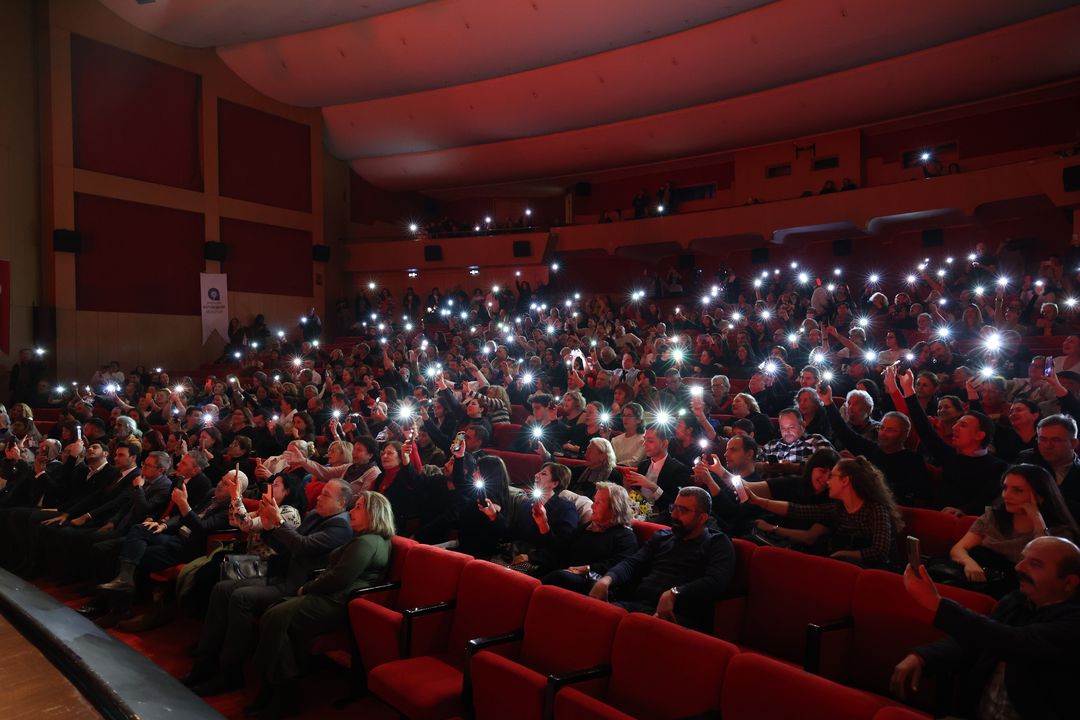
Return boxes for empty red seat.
[470,585,626,720]
[367,561,540,720]
[722,653,889,720]
[553,613,739,720]
[900,507,975,559]
[714,546,860,675]
[350,545,471,673]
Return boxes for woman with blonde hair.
[248,491,393,715]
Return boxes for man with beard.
[588,486,735,630]
[892,537,1080,719]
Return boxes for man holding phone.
[891,537,1080,719]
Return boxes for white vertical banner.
[200,273,229,344]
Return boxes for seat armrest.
[805,616,854,675]
[400,601,457,658]
[463,630,525,715]
[348,581,400,600]
[544,666,612,720]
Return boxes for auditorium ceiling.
[100,0,1080,193]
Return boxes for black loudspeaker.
[678,253,696,269]
[204,241,227,261]
[312,244,331,262]
[512,240,532,258]
[921,228,945,248]
[1064,165,1080,192]
[53,229,82,253]
[750,247,769,265]
[832,238,852,257]
[424,245,443,262]
[574,182,592,197]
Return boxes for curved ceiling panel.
[217,0,773,106]
[323,0,1075,158]
[348,7,1080,190]
[98,0,432,47]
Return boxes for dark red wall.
[71,35,202,190]
[74,193,204,315]
[218,99,311,212]
[220,218,313,297]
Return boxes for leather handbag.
[220,553,268,583]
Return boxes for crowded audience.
[2,242,1079,717]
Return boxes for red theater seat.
[900,507,976,559]
[367,561,539,720]
[721,653,889,720]
[810,569,994,713]
[553,613,738,720]
[350,545,470,673]
[492,423,522,449]
[470,585,626,720]
[714,546,859,675]
[487,449,544,485]
[510,404,531,425]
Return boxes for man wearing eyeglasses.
[588,486,734,630]
[1018,414,1080,520]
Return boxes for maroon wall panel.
[573,158,735,216]
[218,100,311,212]
[71,35,202,190]
[75,194,204,315]
[220,218,312,296]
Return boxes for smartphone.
[75,424,82,441]
[451,431,466,453]
[906,536,922,571]
[1044,356,1054,378]
[730,474,749,504]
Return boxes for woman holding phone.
[746,456,902,567]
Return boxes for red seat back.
[510,404,531,425]
[242,498,260,512]
[387,536,417,584]
[397,545,471,610]
[447,562,539,664]
[741,547,860,665]
[492,423,522,450]
[304,480,326,512]
[848,569,995,706]
[519,586,625,676]
[487,449,544,486]
[722,653,887,720]
[606,614,738,719]
[900,507,969,558]
[631,520,667,546]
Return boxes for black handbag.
[220,553,268,584]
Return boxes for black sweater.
[905,395,1005,515]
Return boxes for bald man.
[892,537,1080,719]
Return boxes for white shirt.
[642,453,668,502]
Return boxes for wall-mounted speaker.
[53,229,82,253]
[423,245,443,262]
[312,244,331,262]
[832,238,852,257]
[750,247,769,265]
[204,241,227,261]
[512,240,531,258]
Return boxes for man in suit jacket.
[623,426,692,514]
[186,478,354,696]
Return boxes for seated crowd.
[2,246,1080,719]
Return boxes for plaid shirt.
[785,500,896,565]
[761,433,833,464]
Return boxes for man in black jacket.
[623,426,692,514]
[589,487,735,631]
[186,478,354,696]
[1017,414,1080,520]
[892,537,1080,719]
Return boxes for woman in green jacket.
[247,490,394,717]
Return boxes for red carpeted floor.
[34,579,400,720]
